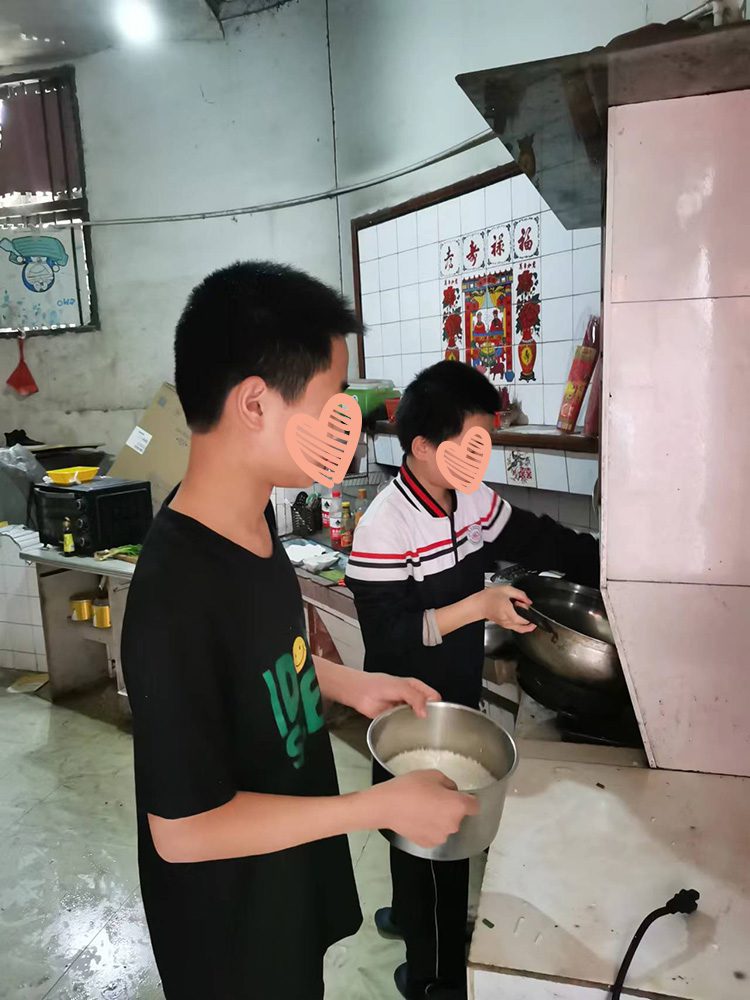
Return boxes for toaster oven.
[34,478,153,556]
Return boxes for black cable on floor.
[610,889,700,999]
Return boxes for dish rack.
[290,492,322,537]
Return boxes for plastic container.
[345,380,396,417]
[320,487,333,528]
[385,397,401,422]
[329,490,342,548]
[47,466,100,485]
[69,593,94,622]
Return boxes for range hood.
[457,20,750,229]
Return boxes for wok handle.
[513,602,558,640]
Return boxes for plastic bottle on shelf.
[319,486,333,528]
[329,490,343,548]
[354,488,368,527]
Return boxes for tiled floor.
[0,670,482,999]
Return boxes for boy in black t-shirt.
[347,361,600,1000]
[121,264,479,1000]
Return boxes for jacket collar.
[397,460,455,519]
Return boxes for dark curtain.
[0,77,82,200]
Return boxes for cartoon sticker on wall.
[0,236,69,293]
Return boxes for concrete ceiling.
[210,0,297,19]
[0,0,223,71]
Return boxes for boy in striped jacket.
[346,361,599,1000]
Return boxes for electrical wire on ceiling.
[7,129,497,232]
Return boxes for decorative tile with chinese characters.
[505,448,537,487]
[486,223,511,266]
[439,239,461,277]
[512,215,540,259]
[462,232,485,272]
[462,269,513,386]
[513,258,541,383]
[441,278,462,355]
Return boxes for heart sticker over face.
[436,426,492,494]
[285,393,363,488]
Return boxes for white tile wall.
[379,253,399,291]
[514,384,544,424]
[543,340,575,384]
[485,180,512,225]
[572,244,601,295]
[360,258,379,295]
[541,251,573,300]
[401,353,422,386]
[365,323,383,357]
[0,531,44,672]
[459,189,486,233]
[566,452,599,496]
[361,291,381,326]
[381,322,401,356]
[358,226,378,262]
[486,447,507,485]
[543,383,563,427]
[511,174,541,217]
[380,289,400,324]
[534,450,569,493]
[417,244,436,283]
[369,429,598,519]
[399,283,420,321]
[438,199,461,240]
[418,280,439,317]
[539,295,573,342]
[492,484,599,534]
[396,212,418,252]
[541,209,572,255]
[358,175,602,433]
[377,218,398,257]
[398,249,418,287]
[416,206,438,247]
[400,318,420,354]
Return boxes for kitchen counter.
[469,746,750,999]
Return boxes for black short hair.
[175,261,361,430]
[396,361,499,454]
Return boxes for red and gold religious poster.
[462,269,513,384]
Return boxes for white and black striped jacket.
[346,463,599,708]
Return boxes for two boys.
[346,361,599,999]
[122,264,479,999]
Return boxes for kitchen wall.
[0,0,339,453]
[357,171,601,427]
[0,0,702,457]
[328,0,700,318]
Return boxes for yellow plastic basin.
[47,466,100,485]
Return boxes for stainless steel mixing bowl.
[367,701,518,861]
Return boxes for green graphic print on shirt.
[262,634,324,768]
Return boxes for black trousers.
[390,845,469,992]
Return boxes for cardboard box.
[110,383,190,509]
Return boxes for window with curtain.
[0,67,97,334]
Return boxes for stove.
[517,656,642,750]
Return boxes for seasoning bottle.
[62,516,75,556]
[354,488,368,527]
[329,490,343,548]
[320,487,333,528]
[339,502,354,551]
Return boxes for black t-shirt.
[121,504,361,999]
